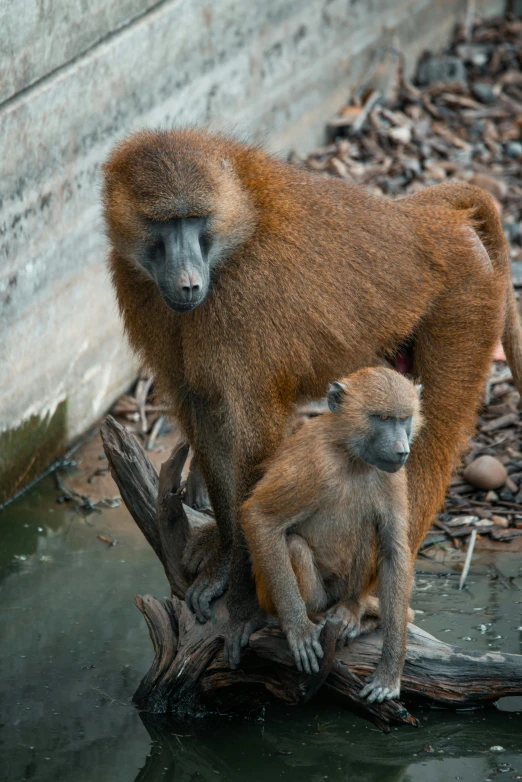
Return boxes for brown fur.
[102,128,522,640]
[242,367,420,693]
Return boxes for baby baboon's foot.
[359,670,401,703]
[327,604,361,645]
[223,609,266,669]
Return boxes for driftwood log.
[101,415,522,733]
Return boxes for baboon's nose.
[181,282,201,299]
[393,439,410,458]
[176,270,202,302]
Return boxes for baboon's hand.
[359,668,401,703]
[327,604,361,645]
[286,619,325,675]
[182,523,220,578]
[185,548,230,622]
[223,610,266,668]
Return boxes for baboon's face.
[103,130,257,314]
[326,369,422,473]
[142,216,214,312]
[356,413,413,473]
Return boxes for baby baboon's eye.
[380,414,389,421]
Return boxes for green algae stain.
[0,400,68,506]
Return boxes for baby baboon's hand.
[223,609,266,669]
[359,668,401,703]
[327,604,361,645]
[286,618,325,675]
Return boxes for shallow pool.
[1,474,521,782]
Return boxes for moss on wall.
[0,400,68,506]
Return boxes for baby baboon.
[242,367,422,702]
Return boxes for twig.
[463,0,476,41]
[459,529,477,591]
[146,415,166,451]
[352,91,381,133]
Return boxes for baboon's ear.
[415,384,423,399]
[327,381,347,413]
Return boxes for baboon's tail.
[425,182,522,396]
[502,272,522,395]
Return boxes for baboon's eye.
[399,414,407,420]
[199,232,211,255]
[380,414,389,421]
[151,240,165,262]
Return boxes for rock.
[462,455,508,491]
[485,490,499,502]
[491,515,509,528]
[506,477,519,494]
[388,126,412,144]
[447,515,478,526]
[499,486,515,502]
[456,44,489,67]
[417,56,467,86]
[471,82,495,104]
[506,141,522,159]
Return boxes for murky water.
[1,474,522,782]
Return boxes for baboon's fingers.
[184,583,198,618]
[337,619,360,646]
[306,644,320,674]
[360,675,400,703]
[223,633,241,669]
[185,579,213,622]
[367,686,396,703]
[289,642,304,673]
[197,590,212,621]
[311,636,324,659]
[300,646,313,675]
[365,687,383,704]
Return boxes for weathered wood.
[101,415,161,557]
[341,622,522,705]
[101,415,522,731]
[133,594,179,709]
[185,455,212,513]
[156,443,191,598]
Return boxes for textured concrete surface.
[0,0,505,503]
[0,0,161,104]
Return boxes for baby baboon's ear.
[415,384,423,399]
[327,381,347,413]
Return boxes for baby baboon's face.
[356,412,413,473]
[326,368,422,472]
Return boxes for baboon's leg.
[408,276,504,553]
[224,402,292,665]
[360,594,414,629]
[287,534,328,612]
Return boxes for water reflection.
[134,708,522,782]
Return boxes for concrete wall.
[0,0,505,504]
